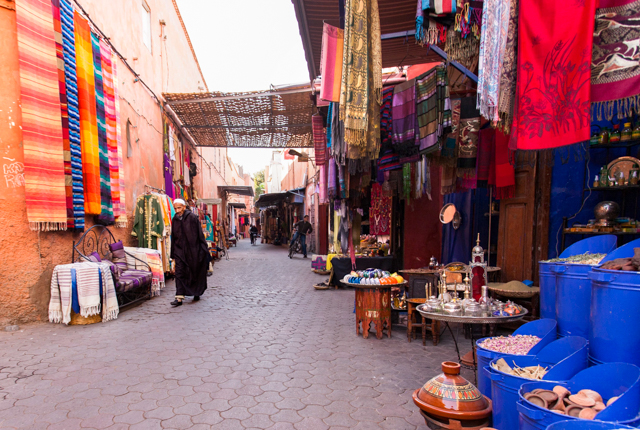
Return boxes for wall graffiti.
[3,160,25,188]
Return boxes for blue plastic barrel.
[517,362,640,430]
[476,319,557,399]
[486,336,588,430]
[589,238,640,367]
[546,420,635,430]
[540,236,616,321]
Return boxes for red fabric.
[284,150,295,160]
[494,130,515,199]
[211,204,217,223]
[477,128,495,187]
[312,114,326,166]
[510,0,596,150]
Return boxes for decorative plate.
[607,156,640,182]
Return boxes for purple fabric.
[164,153,174,198]
[102,260,121,282]
[328,157,337,199]
[116,270,152,293]
[108,240,127,269]
[392,79,417,144]
[88,252,102,262]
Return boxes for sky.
[175,0,310,175]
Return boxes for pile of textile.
[131,192,175,274]
[49,261,119,324]
[15,0,126,231]
[124,247,166,296]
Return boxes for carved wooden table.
[349,282,406,339]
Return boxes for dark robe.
[171,209,211,297]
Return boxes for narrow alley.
[0,240,466,430]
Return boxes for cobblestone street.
[0,240,470,430]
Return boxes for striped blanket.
[416,65,450,154]
[49,262,119,324]
[15,0,68,231]
[312,114,326,166]
[74,11,101,215]
[391,79,417,145]
[124,247,165,296]
[92,34,114,224]
[113,56,127,226]
[60,0,84,229]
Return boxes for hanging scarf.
[444,28,481,73]
[100,40,120,223]
[434,0,456,14]
[416,65,450,154]
[326,103,333,148]
[15,0,68,231]
[75,12,101,215]
[392,79,417,145]
[328,157,337,199]
[497,0,519,132]
[112,54,127,227]
[440,98,461,164]
[511,0,596,150]
[51,0,74,229]
[60,0,85,230]
[476,127,495,188]
[338,163,348,199]
[416,0,448,45]
[330,102,346,164]
[457,98,480,177]
[493,129,515,199]
[403,163,412,204]
[380,87,394,147]
[320,23,344,103]
[477,0,510,123]
[312,114,327,166]
[92,34,114,225]
[319,164,328,204]
[339,0,382,160]
[441,165,458,195]
[591,0,640,120]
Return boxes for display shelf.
[585,185,640,191]
[590,139,640,148]
[563,230,640,235]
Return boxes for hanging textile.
[444,28,481,73]
[402,163,412,204]
[434,0,456,14]
[493,129,515,199]
[74,11,101,215]
[476,127,495,188]
[60,0,84,230]
[339,0,382,160]
[112,54,127,227]
[164,153,174,198]
[326,103,333,148]
[92,34,113,224]
[51,0,74,229]
[416,0,449,45]
[441,165,458,195]
[477,0,510,123]
[457,98,480,178]
[380,87,394,147]
[330,102,346,164]
[328,157,337,199]
[591,0,640,120]
[15,0,67,231]
[511,0,596,150]
[497,0,519,131]
[416,65,450,154]
[338,163,348,199]
[319,164,328,204]
[131,194,165,249]
[392,79,417,145]
[312,114,327,165]
[440,98,462,163]
[320,23,344,103]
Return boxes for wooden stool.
[355,286,392,339]
[407,299,441,346]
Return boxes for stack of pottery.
[413,362,492,429]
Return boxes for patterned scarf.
[497,0,519,131]
[75,11,101,215]
[330,102,346,165]
[440,98,461,164]
[60,0,84,230]
[320,23,343,103]
[416,0,448,45]
[328,157,337,199]
[444,29,480,73]
[403,163,412,204]
[312,114,326,166]
[477,0,510,123]
[457,98,480,178]
[92,34,114,224]
[339,0,382,160]
[51,0,74,229]
[511,0,596,150]
[15,0,68,231]
[591,0,640,120]
[380,87,394,146]
[392,79,417,145]
[416,65,450,154]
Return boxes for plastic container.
[546,421,635,430]
[486,336,588,430]
[589,238,640,366]
[476,319,557,399]
[539,236,616,321]
[517,362,640,430]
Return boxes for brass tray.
[608,156,640,181]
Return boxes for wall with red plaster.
[0,0,215,325]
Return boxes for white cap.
[173,198,186,206]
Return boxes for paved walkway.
[0,240,471,430]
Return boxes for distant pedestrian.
[291,215,313,258]
[170,199,211,307]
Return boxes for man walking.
[170,199,211,307]
[291,215,313,258]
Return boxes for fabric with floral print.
[511,0,596,150]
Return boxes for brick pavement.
[0,240,474,429]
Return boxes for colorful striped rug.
[51,0,74,229]
[15,0,68,231]
[74,11,100,215]
[112,55,127,227]
[60,0,84,229]
[320,23,343,103]
[100,40,120,224]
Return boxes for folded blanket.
[74,261,101,317]
[99,262,119,322]
[49,264,74,324]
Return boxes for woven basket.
[488,286,540,299]
[312,269,331,275]
[314,283,331,290]
[69,310,102,325]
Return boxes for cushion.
[102,260,121,282]
[109,241,128,270]
[116,270,152,293]
[87,252,102,263]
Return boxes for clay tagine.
[413,362,493,429]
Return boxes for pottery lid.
[413,362,492,421]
